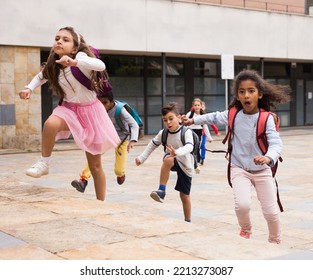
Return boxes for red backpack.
[222,107,284,212]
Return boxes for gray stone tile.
[0,231,25,248]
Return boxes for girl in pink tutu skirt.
[19,26,120,201]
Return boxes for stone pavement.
[0,127,313,260]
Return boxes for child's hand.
[254,155,271,165]
[135,157,141,166]
[166,144,176,156]
[181,115,193,126]
[127,141,136,152]
[19,88,32,100]
[56,55,77,67]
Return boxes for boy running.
[135,102,194,222]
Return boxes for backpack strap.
[223,107,240,187]
[114,100,130,153]
[115,100,127,132]
[161,127,169,152]
[256,108,270,155]
[257,109,284,212]
[162,126,187,152]
[70,46,101,91]
[222,107,239,145]
[180,126,187,145]
[70,66,113,95]
[70,66,93,90]
[180,126,198,152]
[256,109,283,175]
[272,112,280,131]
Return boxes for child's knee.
[180,192,190,203]
[89,163,102,175]
[163,156,174,168]
[235,202,250,214]
[263,211,280,223]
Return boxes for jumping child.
[182,69,290,243]
[19,27,119,201]
[135,102,194,222]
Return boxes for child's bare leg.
[180,192,191,221]
[42,115,69,157]
[26,115,69,178]
[86,152,106,201]
[160,156,174,185]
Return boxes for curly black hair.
[229,69,291,111]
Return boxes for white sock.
[40,156,51,165]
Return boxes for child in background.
[185,98,212,172]
[71,91,139,192]
[182,69,290,243]
[135,102,194,222]
[19,26,119,201]
[199,101,220,165]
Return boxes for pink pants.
[231,165,281,243]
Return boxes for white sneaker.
[195,166,201,174]
[26,160,49,178]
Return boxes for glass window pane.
[147,97,162,115]
[147,59,162,76]
[195,61,217,76]
[296,79,304,125]
[147,77,162,96]
[106,56,143,77]
[194,77,225,95]
[277,112,290,126]
[166,60,183,76]
[202,96,226,112]
[147,116,162,134]
[110,77,143,98]
[276,102,290,110]
[234,62,261,75]
[166,77,184,96]
[264,64,289,77]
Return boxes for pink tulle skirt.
[53,99,120,155]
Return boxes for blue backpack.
[115,100,144,139]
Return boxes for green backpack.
[115,100,144,139]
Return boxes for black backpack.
[161,126,199,167]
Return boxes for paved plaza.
[0,127,312,260]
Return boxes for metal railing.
[172,0,305,15]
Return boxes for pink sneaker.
[268,238,281,244]
[239,228,252,239]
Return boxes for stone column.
[0,46,41,150]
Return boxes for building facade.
[0,0,313,149]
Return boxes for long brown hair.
[42,26,108,99]
[229,69,291,111]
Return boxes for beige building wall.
[0,0,312,150]
[0,46,41,149]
